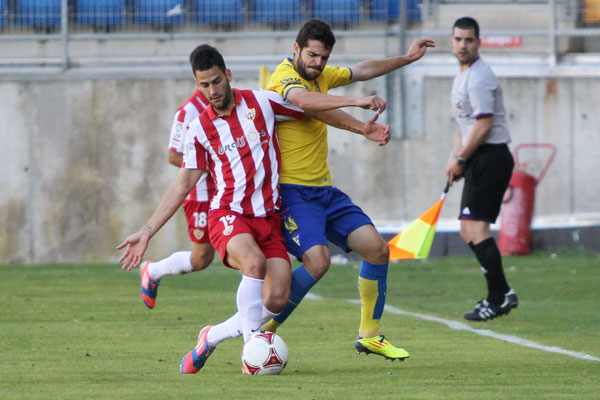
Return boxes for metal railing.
[1,0,600,69]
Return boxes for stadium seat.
[0,0,6,28]
[15,0,62,28]
[75,0,125,27]
[311,0,361,24]
[134,0,184,26]
[370,0,421,22]
[194,0,243,25]
[254,0,302,25]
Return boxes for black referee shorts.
[459,144,514,223]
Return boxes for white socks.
[147,251,193,280]
[207,274,280,345]
[207,305,277,346]
[261,306,276,323]
[236,275,264,342]
[207,314,243,345]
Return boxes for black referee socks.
[470,237,511,305]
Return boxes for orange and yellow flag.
[388,186,448,260]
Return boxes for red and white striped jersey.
[182,88,304,217]
[168,89,214,202]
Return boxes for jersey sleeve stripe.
[177,108,187,122]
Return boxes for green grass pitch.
[1,251,599,399]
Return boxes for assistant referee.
[445,17,519,321]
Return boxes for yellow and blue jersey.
[267,58,351,186]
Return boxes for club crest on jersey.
[193,229,205,240]
[244,108,256,121]
[283,215,300,247]
[218,136,246,155]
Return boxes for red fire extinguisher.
[497,143,556,256]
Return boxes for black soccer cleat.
[463,289,519,322]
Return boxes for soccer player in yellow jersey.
[262,19,435,361]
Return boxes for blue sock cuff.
[359,260,389,280]
[289,265,317,302]
[273,265,317,324]
[293,264,317,286]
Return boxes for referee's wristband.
[455,156,467,166]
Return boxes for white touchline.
[346,299,600,362]
[305,292,323,300]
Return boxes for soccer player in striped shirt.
[261,19,435,361]
[134,89,216,309]
[118,44,391,374]
[117,44,303,374]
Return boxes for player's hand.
[406,38,436,62]
[445,159,464,187]
[362,111,390,146]
[357,95,387,113]
[117,231,150,271]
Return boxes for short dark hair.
[453,17,480,38]
[295,19,336,50]
[189,44,227,74]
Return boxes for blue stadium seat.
[75,0,125,27]
[0,0,7,27]
[311,0,361,24]
[194,0,243,25]
[15,0,62,28]
[370,0,421,22]
[134,0,184,25]
[254,0,302,25]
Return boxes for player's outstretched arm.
[287,87,386,113]
[350,38,435,82]
[117,168,204,270]
[314,109,390,146]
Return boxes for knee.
[190,251,214,271]
[262,289,289,313]
[242,255,267,279]
[373,238,389,263]
[459,226,471,243]
[362,238,389,264]
[304,259,330,280]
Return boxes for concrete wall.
[1,62,599,264]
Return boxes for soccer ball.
[241,332,288,375]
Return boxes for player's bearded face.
[195,66,234,112]
[451,27,480,66]
[209,80,233,110]
[294,40,331,81]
